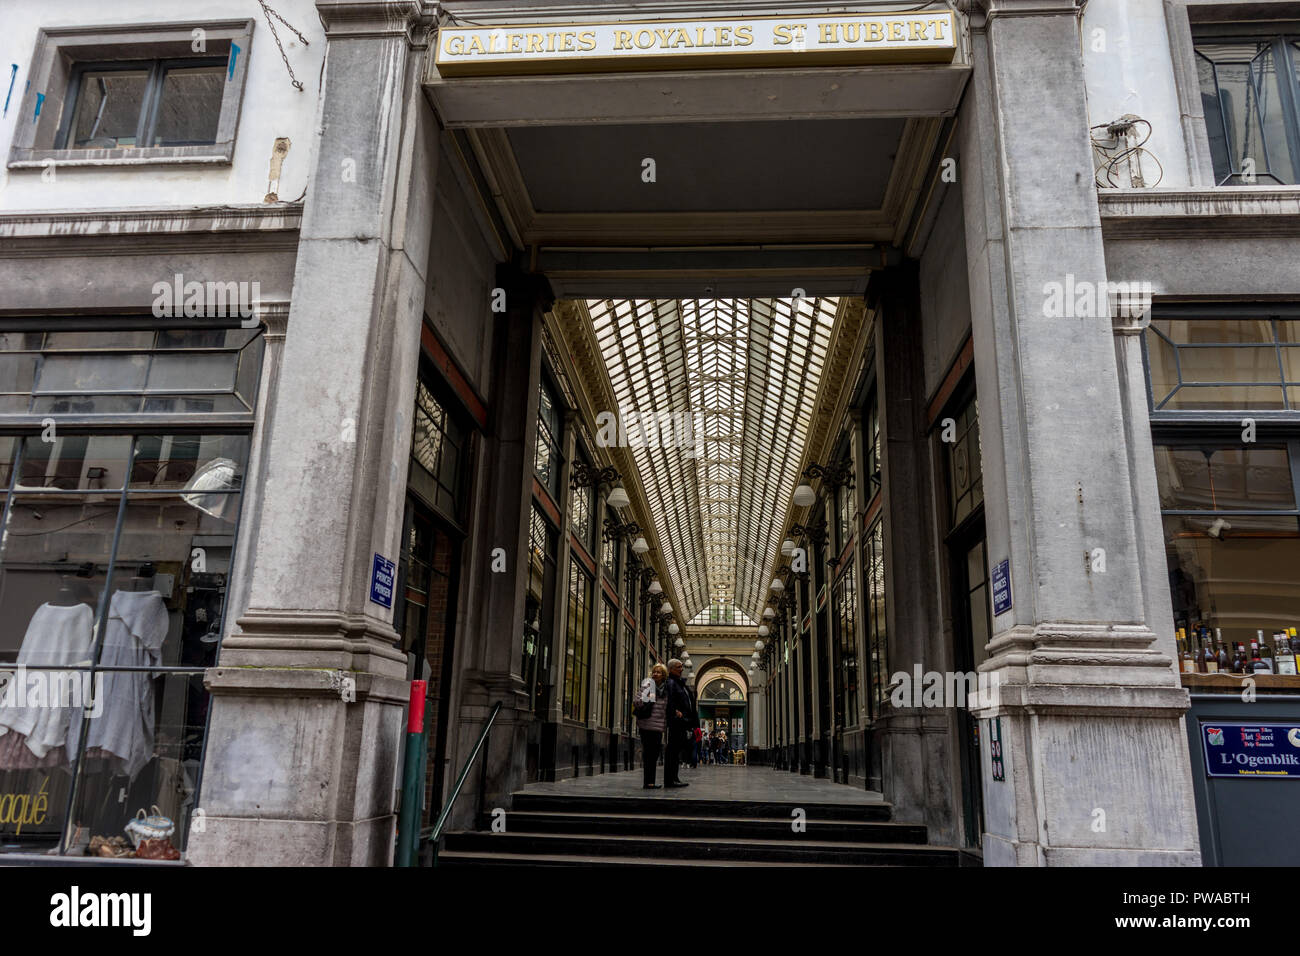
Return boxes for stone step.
[491,809,927,843]
[441,830,960,866]
[437,850,866,867]
[508,792,893,821]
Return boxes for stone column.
[447,266,549,826]
[959,0,1199,865]
[874,262,958,839]
[190,0,437,866]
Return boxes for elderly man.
[663,658,698,788]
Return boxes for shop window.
[522,505,556,717]
[533,376,562,501]
[0,432,248,853]
[835,558,860,727]
[866,395,882,500]
[0,316,263,854]
[622,621,636,730]
[623,555,638,607]
[596,598,616,727]
[837,480,853,553]
[1144,314,1300,412]
[600,508,619,581]
[410,377,467,523]
[1156,440,1300,663]
[562,556,592,723]
[946,396,983,526]
[1144,308,1300,673]
[1194,33,1300,185]
[568,454,592,553]
[865,520,889,718]
[8,21,253,170]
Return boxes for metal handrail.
[421,700,502,865]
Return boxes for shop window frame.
[0,315,264,856]
[1142,304,1300,422]
[8,20,254,170]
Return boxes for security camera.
[1208,517,1231,539]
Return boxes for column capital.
[316,0,436,44]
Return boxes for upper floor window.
[1195,33,1300,185]
[410,374,468,524]
[8,21,253,170]
[533,375,562,501]
[57,58,226,151]
[568,452,593,553]
[946,394,983,526]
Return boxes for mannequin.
[50,574,95,608]
[127,563,156,593]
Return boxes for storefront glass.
[0,322,261,857]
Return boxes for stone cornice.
[1099,186,1300,239]
[0,203,303,239]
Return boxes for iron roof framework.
[586,296,838,621]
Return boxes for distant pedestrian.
[635,664,669,789]
[691,725,703,768]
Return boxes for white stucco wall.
[1081,0,1191,187]
[0,0,325,211]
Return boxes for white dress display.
[68,590,169,781]
[0,603,95,768]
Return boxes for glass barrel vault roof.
[586,296,838,621]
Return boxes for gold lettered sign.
[435,12,957,77]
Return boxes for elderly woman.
[634,663,669,789]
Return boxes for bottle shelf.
[1181,672,1300,691]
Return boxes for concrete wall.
[0,0,325,212]
[425,133,501,395]
[1081,0,1191,188]
[919,184,973,398]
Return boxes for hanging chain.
[257,0,310,91]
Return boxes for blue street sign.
[370,552,395,608]
[991,558,1012,616]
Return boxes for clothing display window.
[0,321,262,857]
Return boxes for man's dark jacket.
[666,674,698,731]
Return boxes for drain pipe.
[395,680,427,867]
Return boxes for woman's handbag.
[633,698,653,720]
[124,806,175,849]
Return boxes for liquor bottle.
[1250,635,1271,674]
[1196,626,1210,673]
[1206,628,1221,673]
[1284,627,1300,676]
[1179,629,1195,674]
[1216,637,1230,673]
[1232,642,1247,674]
[1279,629,1300,681]
[1260,636,1276,674]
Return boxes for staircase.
[439,790,965,867]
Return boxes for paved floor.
[519,763,886,805]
